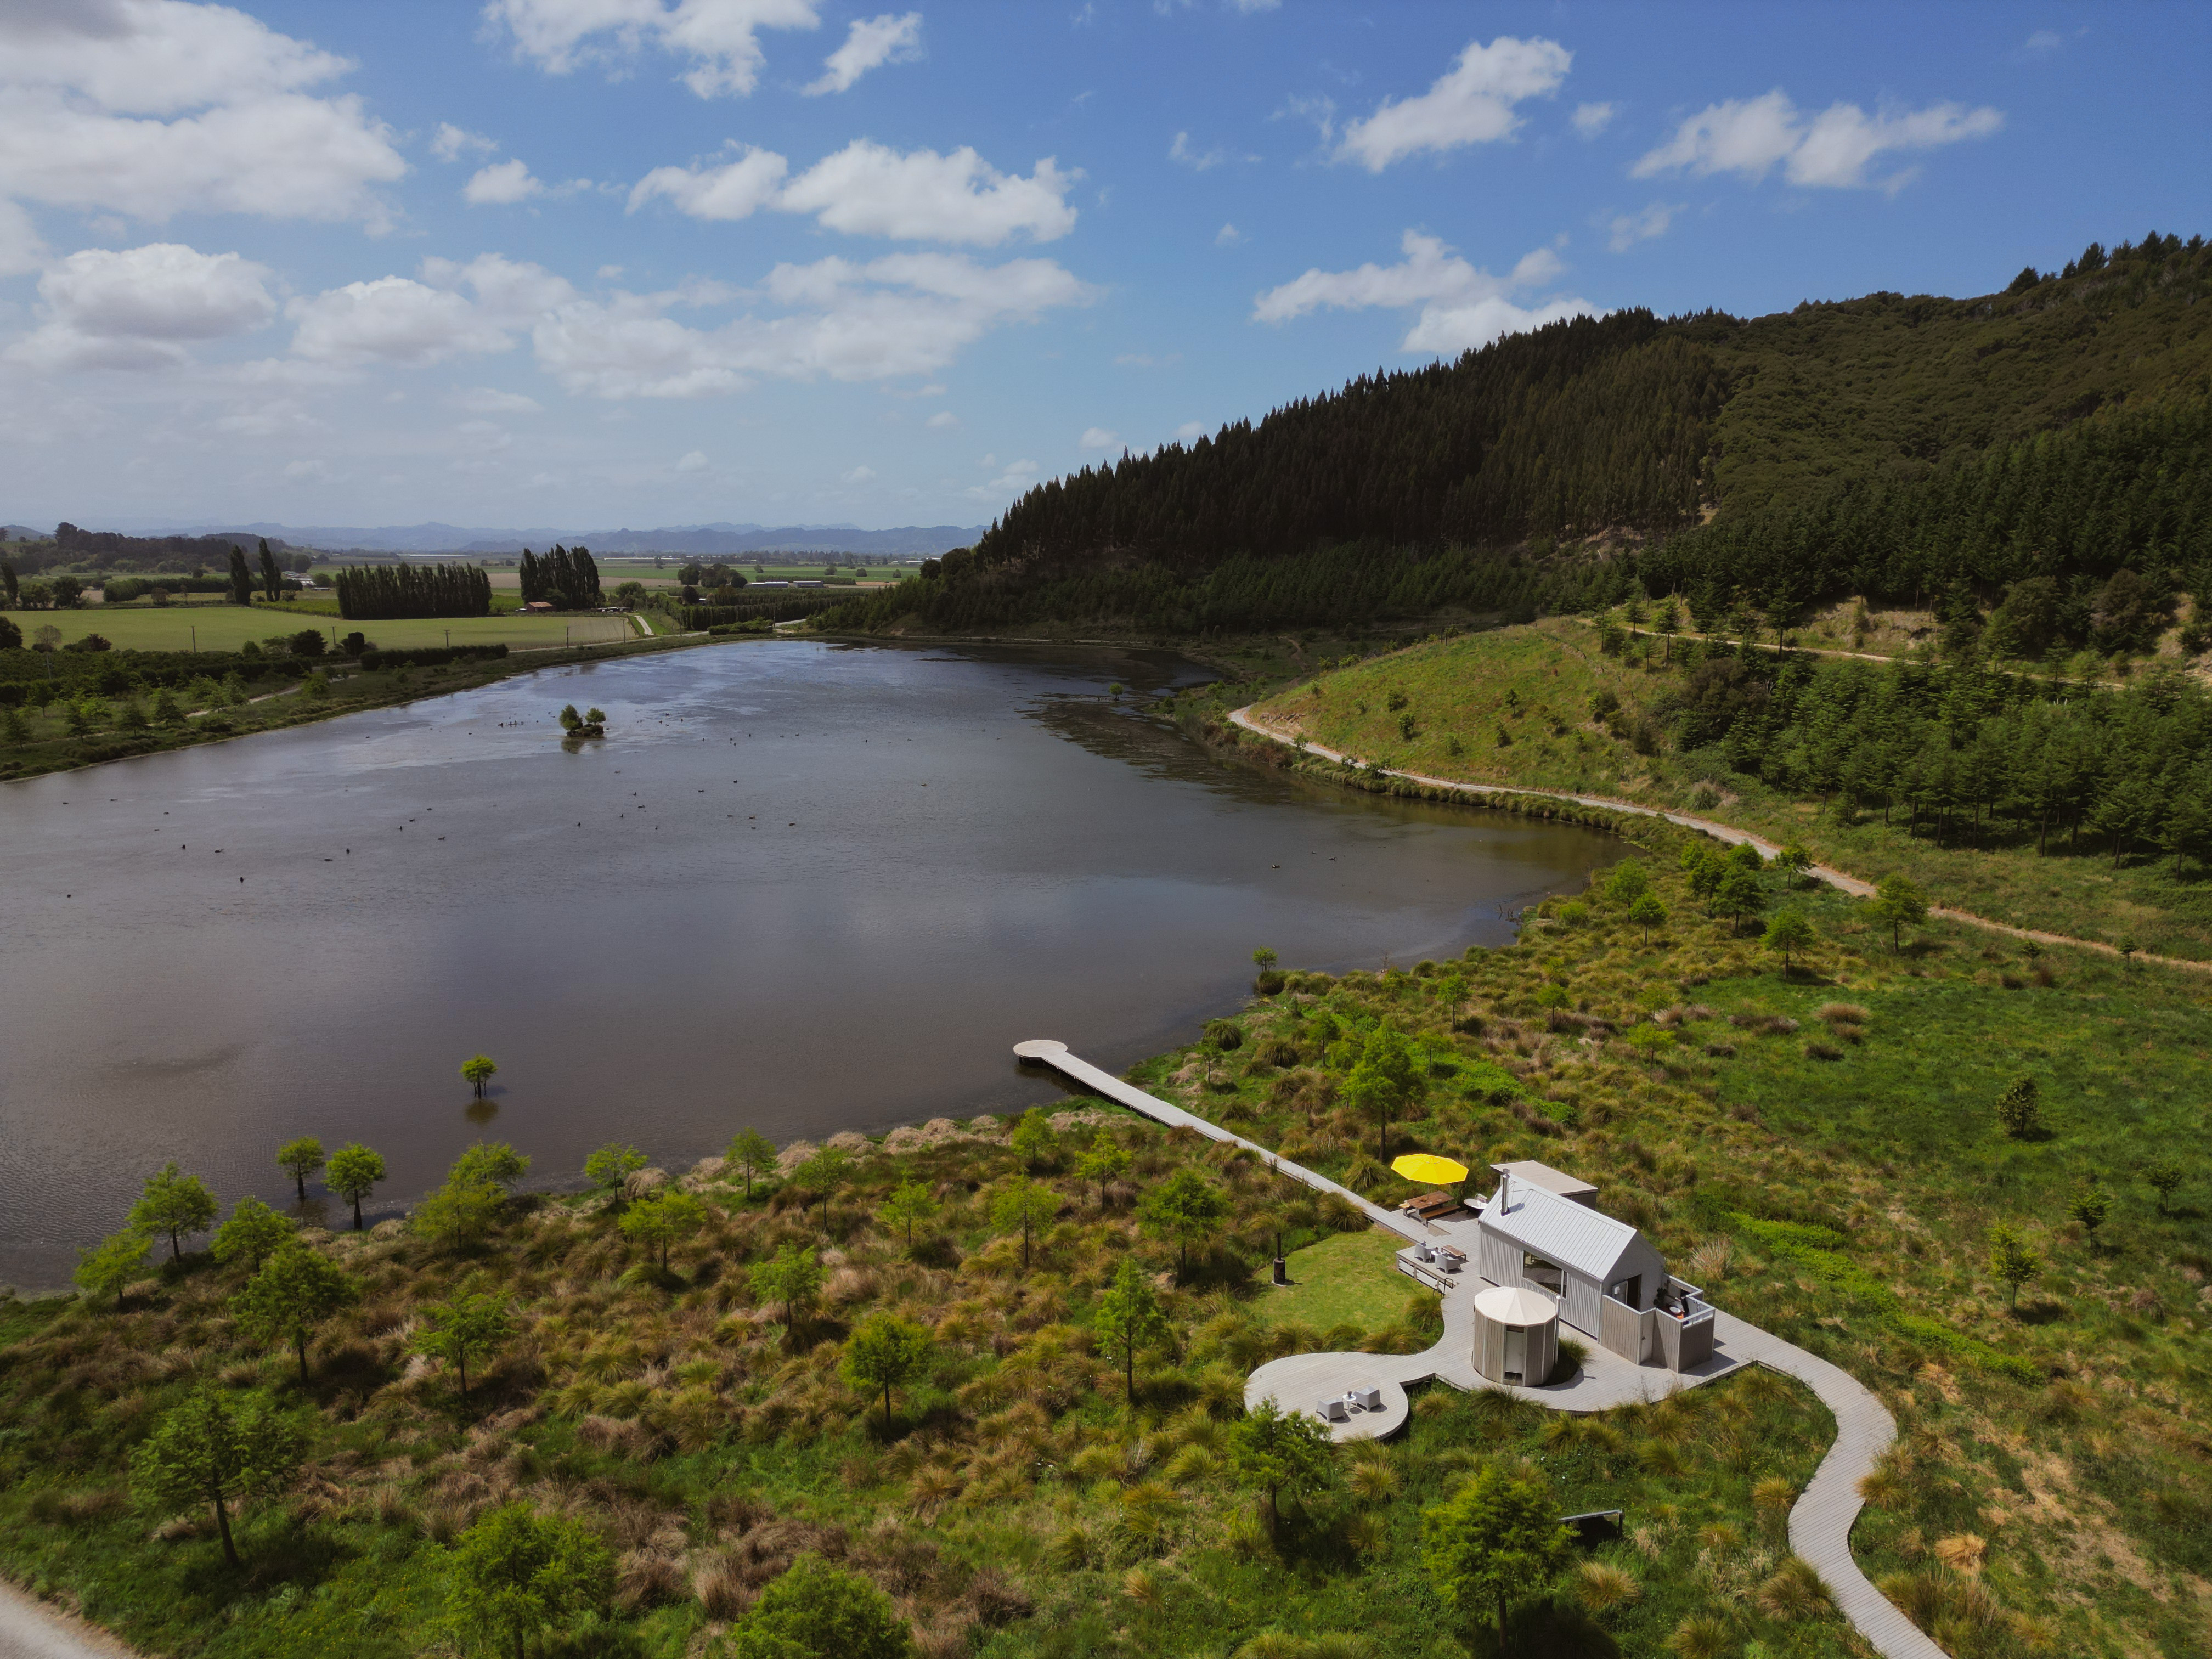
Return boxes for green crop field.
[31,607,637,652]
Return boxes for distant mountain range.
[148,521,985,557]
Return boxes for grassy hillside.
[1245,618,2212,960]
[7,821,2212,1656]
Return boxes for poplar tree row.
[333,563,492,620]
[517,545,602,609]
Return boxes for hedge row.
[356,644,509,671]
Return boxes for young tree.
[726,1128,777,1198]
[584,1143,647,1193]
[74,1228,150,1311]
[879,1176,939,1249]
[412,1293,515,1401]
[1995,1076,2043,1140]
[1009,1107,1056,1171]
[448,1503,613,1659]
[729,1553,910,1659]
[1421,1462,1574,1652]
[234,1239,358,1384]
[1775,843,1815,888]
[275,1136,325,1201]
[1251,946,1279,974]
[1436,970,1469,1031]
[131,1387,304,1568]
[1076,1131,1133,1207]
[620,1190,707,1272]
[1762,911,1816,974]
[1713,866,1768,936]
[413,1178,504,1251]
[1341,1023,1426,1160]
[129,1161,220,1260]
[212,1196,295,1273]
[1602,861,1649,906]
[1093,1259,1170,1408]
[1628,891,1668,942]
[1987,1223,2042,1312]
[460,1054,499,1099]
[1228,1397,1339,1534]
[989,1176,1060,1272]
[750,1244,823,1329]
[451,1142,531,1190]
[2146,1160,2186,1216]
[1870,874,1929,953]
[2069,1179,2111,1249]
[1139,1167,1233,1277]
[840,1313,934,1430]
[324,1143,387,1231]
[786,1145,850,1215]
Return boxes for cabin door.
[1503,1328,1526,1384]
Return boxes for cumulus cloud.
[453,385,544,413]
[1253,229,1596,355]
[1335,36,1570,171]
[966,456,1037,500]
[676,449,710,471]
[432,123,499,161]
[1215,222,1244,247]
[0,200,47,278]
[842,464,875,482]
[1079,426,1118,450]
[629,143,791,220]
[1633,89,2002,190]
[1605,201,1679,252]
[926,409,958,428]
[1571,101,1615,138]
[483,0,822,99]
[804,12,922,95]
[287,253,577,366]
[1172,420,1207,441]
[8,242,276,373]
[0,1,405,229]
[533,251,1094,398]
[1169,132,1227,171]
[465,159,543,204]
[776,142,1079,244]
[629,139,1076,245]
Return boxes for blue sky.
[2,1,2207,534]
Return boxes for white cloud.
[287,253,578,366]
[1571,101,1615,139]
[433,123,500,161]
[1253,229,1597,355]
[1228,0,1280,12]
[1633,89,2002,190]
[453,386,544,413]
[1172,420,1207,441]
[1605,201,1679,251]
[966,456,1037,500]
[465,159,545,204]
[1335,36,1570,171]
[482,0,822,98]
[1079,426,1118,450]
[1215,222,1244,247]
[776,141,1079,244]
[8,242,276,373]
[533,251,1094,398]
[842,464,875,482]
[0,2,404,229]
[629,143,790,220]
[2022,29,2062,54]
[804,12,922,95]
[1170,132,1226,171]
[926,409,958,428]
[0,200,47,278]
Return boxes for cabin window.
[1521,1251,1563,1293]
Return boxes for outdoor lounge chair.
[1317,1396,1349,1422]
[1353,1386,1383,1412]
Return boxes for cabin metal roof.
[1491,1159,1599,1206]
[1483,1180,1646,1279]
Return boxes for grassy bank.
[1244,617,2212,960]
[30,606,635,654]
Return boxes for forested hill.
[826,232,2212,637]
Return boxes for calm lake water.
[0,639,1620,1290]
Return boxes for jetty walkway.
[1015,1039,1947,1659]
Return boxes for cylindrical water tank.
[1471,1284,1560,1387]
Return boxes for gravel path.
[0,1581,137,1659]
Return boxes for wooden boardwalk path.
[1017,1040,1950,1659]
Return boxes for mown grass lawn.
[1252,1227,1414,1332]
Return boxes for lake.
[0,639,1621,1290]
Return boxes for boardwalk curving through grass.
[1227,704,2212,977]
[1019,1039,1953,1659]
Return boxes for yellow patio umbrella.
[1391,1153,1469,1186]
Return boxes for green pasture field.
[30,607,637,653]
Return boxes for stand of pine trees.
[334,564,492,621]
[517,546,602,610]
